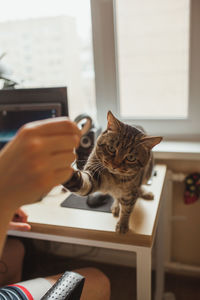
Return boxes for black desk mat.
[61,170,157,213]
[60,193,114,213]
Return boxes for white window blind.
[115,0,190,119]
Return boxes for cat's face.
[95,111,162,176]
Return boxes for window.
[115,0,190,119]
[91,0,200,140]
[1,0,200,139]
[0,0,96,120]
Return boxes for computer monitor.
[0,87,68,150]
[0,87,68,115]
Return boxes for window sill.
[153,141,200,160]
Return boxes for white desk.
[8,164,167,300]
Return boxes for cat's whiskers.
[95,165,105,182]
[88,161,104,176]
[89,161,102,168]
[90,165,105,183]
[76,159,88,163]
[90,164,105,177]
[91,158,102,164]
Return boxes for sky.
[0,0,91,39]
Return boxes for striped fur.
[64,111,162,233]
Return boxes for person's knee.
[75,267,111,300]
[0,238,25,286]
[46,267,111,300]
[9,238,25,260]
[86,267,110,289]
[2,238,25,268]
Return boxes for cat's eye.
[126,154,136,162]
[107,145,116,153]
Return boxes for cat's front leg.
[139,186,154,200]
[116,203,133,234]
[111,198,120,217]
[63,170,96,196]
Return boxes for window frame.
[91,0,200,141]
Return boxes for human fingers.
[49,152,77,170]
[30,152,76,174]
[16,129,80,155]
[27,166,75,194]
[13,208,28,223]
[21,117,81,137]
[9,134,80,167]
[43,134,80,153]
[18,208,28,220]
[51,167,75,186]
[8,221,31,231]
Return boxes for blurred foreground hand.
[0,117,81,214]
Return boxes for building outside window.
[0,0,96,120]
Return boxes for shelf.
[153,141,200,160]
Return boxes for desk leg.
[154,221,164,300]
[154,174,168,300]
[136,247,152,300]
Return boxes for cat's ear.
[139,136,163,149]
[107,111,122,132]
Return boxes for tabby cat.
[63,111,162,233]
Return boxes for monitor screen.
[0,87,68,116]
[0,103,61,150]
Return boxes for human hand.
[8,207,31,231]
[0,117,81,214]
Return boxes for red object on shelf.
[184,172,200,204]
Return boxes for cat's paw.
[116,221,129,234]
[142,192,154,200]
[111,205,120,217]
